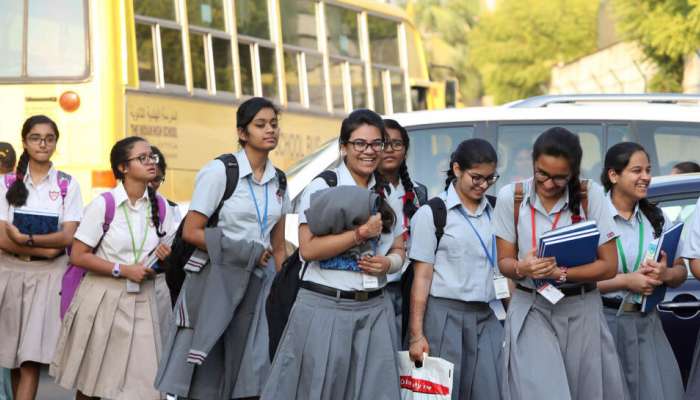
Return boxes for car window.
[406,125,474,197]
[654,193,699,275]
[651,125,700,175]
[496,124,604,190]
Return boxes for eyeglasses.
[534,169,571,186]
[384,140,405,151]
[345,139,385,153]
[26,135,57,146]
[465,170,499,186]
[127,153,160,165]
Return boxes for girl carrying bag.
[398,351,454,400]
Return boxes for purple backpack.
[59,191,167,319]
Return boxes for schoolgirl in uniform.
[0,141,15,400]
[155,97,290,399]
[261,109,405,400]
[50,136,175,400]
[597,142,685,400]
[680,192,700,399]
[408,139,504,400]
[492,127,626,400]
[379,118,426,332]
[0,115,82,400]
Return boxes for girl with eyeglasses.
[492,127,626,400]
[597,142,685,400]
[50,136,176,400]
[408,139,505,400]
[261,109,405,400]
[378,118,428,336]
[0,115,83,400]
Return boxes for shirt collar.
[23,164,56,186]
[337,161,377,189]
[235,150,276,184]
[445,183,491,216]
[113,181,149,208]
[525,177,569,215]
[606,191,642,222]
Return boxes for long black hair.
[6,115,59,207]
[236,97,280,147]
[0,142,17,172]
[445,138,498,190]
[601,142,664,238]
[339,109,395,233]
[532,127,583,216]
[383,118,420,219]
[110,136,165,238]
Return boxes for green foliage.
[469,0,598,104]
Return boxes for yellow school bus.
[0,0,444,202]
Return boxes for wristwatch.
[112,263,121,278]
[26,234,34,247]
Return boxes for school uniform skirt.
[385,281,403,333]
[0,253,68,368]
[423,296,503,400]
[50,273,169,400]
[502,287,627,400]
[686,333,700,400]
[602,306,683,400]
[260,287,401,400]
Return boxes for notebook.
[13,209,59,235]
[641,221,684,313]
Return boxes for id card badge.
[362,273,379,289]
[493,273,510,299]
[126,279,141,293]
[537,283,564,304]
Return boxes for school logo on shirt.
[49,190,60,201]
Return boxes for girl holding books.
[50,136,176,400]
[0,116,83,400]
[408,138,504,400]
[261,109,405,400]
[492,127,626,400]
[597,142,685,400]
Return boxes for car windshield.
[652,191,699,279]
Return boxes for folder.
[641,221,684,313]
[13,209,59,235]
[538,221,600,268]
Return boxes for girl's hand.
[258,248,273,267]
[358,213,382,240]
[6,223,27,245]
[121,264,155,283]
[155,243,171,261]
[626,269,661,295]
[518,249,556,279]
[409,336,429,363]
[641,251,669,283]
[357,255,390,276]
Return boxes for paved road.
[37,366,73,400]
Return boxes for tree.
[612,0,700,92]
[469,0,599,104]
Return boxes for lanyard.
[616,216,645,273]
[121,202,149,264]
[246,177,269,240]
[456,206,496,269]
[530,205,562,249]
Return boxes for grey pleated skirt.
[385,281,403,334]
[260,287,401,400]
[502,287,627,400]
[603,307,683,400]
[423,296,503,400]
[684,333,700,400]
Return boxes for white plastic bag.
[398,351,454,400]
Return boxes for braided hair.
[110,136,165,238]
[383,119,419,219]
[601,142,665,238]
[7,115,60,207]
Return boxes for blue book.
[538,221,600,268]
[13,209,59,235]
[641,221,684,313]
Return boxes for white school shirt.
[188,150,291,248]
[409,184,497,303]
[75,183,177,265]
[385,180,418,283]
[603,194,671,302]
[492,178,619,289]
[297,162,403,291]
[0,167,83,229]
[680,196,700,260]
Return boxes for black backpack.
[266,170,337,361]
[165,153,286,304]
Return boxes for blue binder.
[641,221,684,313]
[538,221,600,268]
[13,209,59,235]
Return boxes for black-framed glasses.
[534,169,571,186]
[345,139,385,152]
[127,153,160,165]
[465,170,499,186]
[384,139,405,151]
[26,135,57,146]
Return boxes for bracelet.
[557,266,568,284]
[409,335,425,345]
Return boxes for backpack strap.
[4,173,16,189]
[316,170,338,187]
[209,154,239,227]
[275,167,287,198]
[94,192,116,251]
[414,182,428,206]
[514,181,524,250]
[56,171,71,200]
[580,179,589,219]
[156,194,167,225]
[426,197,447,247]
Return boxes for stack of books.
[640,221,684,312]
[537,220,600,269]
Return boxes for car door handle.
[658,301,700,311]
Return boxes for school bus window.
[135,23,156,82]
[372,68,385,115]
[0,0,22,77]
[238,43,254,95]
[411,86,428,111]
[329,60,345,111]
[190,32,207,90]
[306,54,326,109]
[350,63,366,109]
[259,46,277,99]
[367,16,399,67]
[160,27,185,86]
[212,37,233,93]
[133,0,175,20]
[236,0,270,39]
[187,0,225,31]
[280,0,317,49]
[391,73,406,113]
[325,5,360,59]
[284,51,301,104]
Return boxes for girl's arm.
[556,240,619,282]
[298,213,382,261]
[0,221,63,257]
[181,211,209,251]
[5,220,78,248]
[408,261,433,362]
[70,239,153,283]
[270,217,287,272]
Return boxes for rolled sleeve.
[189,160,227,218]
[408,204,438,264]
[74,197,106,248]
[586,181,619,246]
[681,197,700,259]
[62,179,83,222]
[492,184,516,244]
